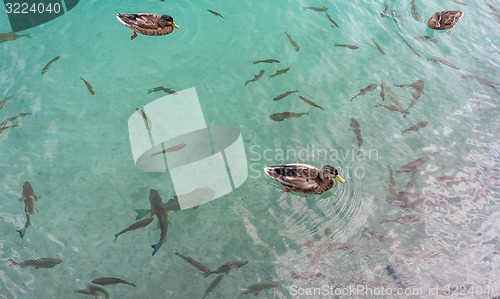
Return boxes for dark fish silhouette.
[405,169,420,191]
[74,284,110,299]
[402,121,429,133]
[80,77,95,95]
[269,67,290,79]
[92,277,136,287]
[385,265,406,288]
[284,30,300,52]
[136,108,152,129]
[1,112,32,126]
[207,9,224,19]
[335,43,358,49]
[404,41,421,57]
[381,213,423,224]
[350,117,363,148]
[351,83,378,100]
[0,95,12,109]
[114,217,154,241]
[9,257,61,269]
[204,261,248,278]
[428,57,460,70]
[410,0,420,21]
[325,12,339,28]
[245,70,265,85]
[41,56,60,75]
[237,282,278,299]
[376,104,410,115]
[461,73,499,88]
[147,86,177,94]
[203,274,224,299]
[372,39,385,55]
[396,79,424,111]
[150,189,169,256]
[0,122,19,134]
[397,153,437,173]
[387,165,397,197]
[253,59,280,64]
[135,196,180,220]
[17,182,38,238]
[151,143,186,157]
[299,96,323,110]
[273,90,298,101]
[381,82,403,107]
[304,6,328,12]
[175,250,211,275]
[416,35,438,43]
[269,111,308,122]
[0,32,30,43]
[380,81,386,101]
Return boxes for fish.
[9,257,61,269]
[273,90,298,101]
[74,284,110,299]
[387,165,397,197]
[269,66,290,79]
[450,0,467,6]
[136,108,152,129]
[41,56,60,75]
[402,121,429,133]
[410,0,420,21]
[428,57,460,70]
[135,196,180,220]
[202,274,224,299]
[435,176,465,186]
[114,217,154,241]
[253,59,280,64]
[351,83,378,100]
[395,79,424,111]
[151,143,187,157]
[372,39,385,55]
[91,277,136,287]
[207,9,224,19]
[380,81,386,101]
[396,153,437,173]
[1,112,32,126]
[0,122,19,134]
[150,189,169,256]
[147,86,177,94]
[381,214,424,224]
[0,32,30,43]
[284,30,300,52]
[381,83,403,107]
[245,70,265,85]
[80,77,95,95]
[404,41,421,57]
[17,181,38,238]
[303,6,328,12]
[350,117,363,148]
[175,250,211,275]
[308,242,354,266]
[362,228,398,244]
[385,265,405,289]
[325,12,339,28]
[269,111,308,122]
[386,191,431,209]
[237,282,278,299]
[334,43,358,49]
[0,95,13,109]
[376,104,410,115]
[416,35,438,43]
[204,261,248,278]
[292,272,334,283]
[299,96,324,110]
[461,73,499,88]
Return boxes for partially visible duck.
[427,10,464,30]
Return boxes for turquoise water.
[1,0,499,298]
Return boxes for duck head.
[159,15,180,28]
[320,165,345,183]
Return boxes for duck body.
[264,163,345,194]
[116,13,179,40]
[427,10,464,30]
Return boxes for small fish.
[334,43,358,49]
[237,282,278,299]
[308,242,354,266]
[207,9,224,19]
[450,0,467,6]
[381,83,403,107]
[402,121,429,133]
[461,73,499,88]
[0,95,13,109]
[376,104,410,115]
[245,70,265,85]
[350,117,363,148]
[351,83,378,100]
[114,217,154,241]
[92,277,136,287]
[151,143,186,157]
[135,196,180,220]
[387,165,397,197]
[150,189,169,256]
[397,153,437,173]
[74,284,110,299]
[269,111,308,122]
[0,122,19,134]
[325,12,339,28]
[404,41,421,57]
[253,59,280,64]
[136,108,152,129]
[175,250,211,275]
[299,96,323,110]
[80,77,95,95]
[147,86,177,94]
[273,90,298,101]
[372,39,385,55]
[435,176,465,186]
[202,274,224,299]
[428,57,460,70]
[0,32,30,43]
[386,191,431,209]
[303,6,328,12]
[204,261,248,278]
[269,67,291,79]
[1,112,32,126]
[381,214,424,224]
[284,30,300,52]
[17,181,38,238]
[395,79,424,111]
[380,81,386,101]
[415,35,438,43]
[410,0,420,21]
[385,265,405,289]
[405,169,420,191]
[41,56,60,75]
[9,257,61,269]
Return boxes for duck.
[427,10,464,30]
[116,13,179,40]
[263,163,345,194]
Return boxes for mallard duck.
[427,10,464,30]
[116,13,179,40]
[264,164,345,194]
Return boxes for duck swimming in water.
[116,13,179,40]
[427,10,464,30]
[264,164,345,194]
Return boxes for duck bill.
[172,22,180,29]
[335,175,345,183]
